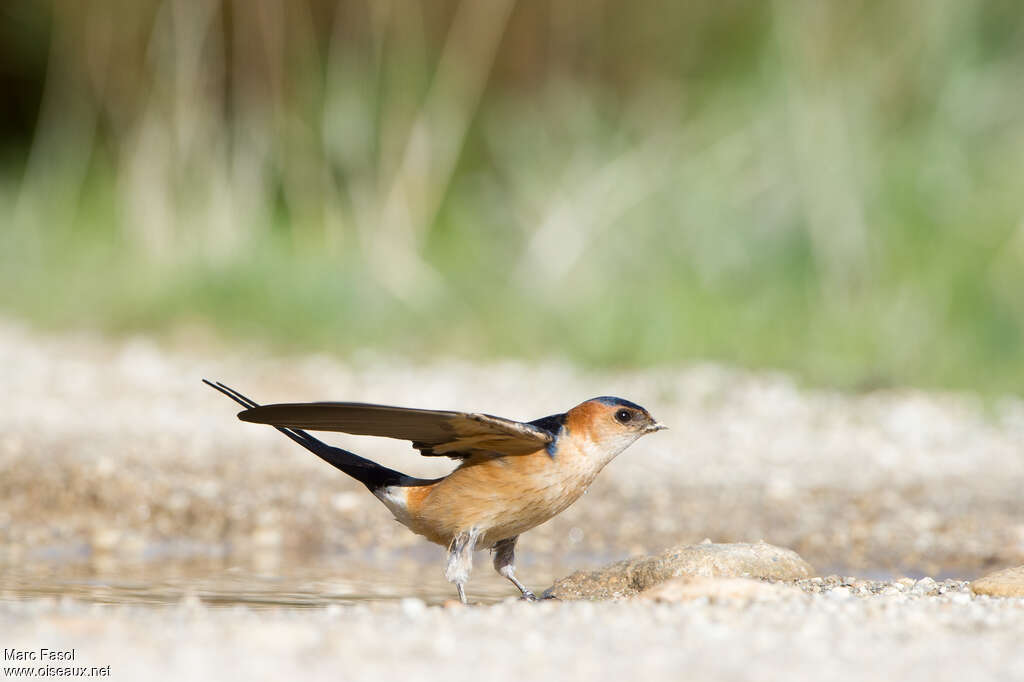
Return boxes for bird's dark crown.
[591,396,647,413]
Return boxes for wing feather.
[237,402,555,458]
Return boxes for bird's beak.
[645,422,668,433]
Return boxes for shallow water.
[2,533,988,610]
[5,556,975,611]
[0,549,580,608]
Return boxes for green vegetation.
[2,1,1024,391]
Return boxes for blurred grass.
[1,1,1024,391]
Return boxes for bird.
[203,380,666,603]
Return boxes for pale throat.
[568,430,641,474]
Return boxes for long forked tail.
[203,380,408,492]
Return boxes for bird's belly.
[475,484,582,546]
[404,452,597,547]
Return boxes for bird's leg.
[445,527,480,604]
[492,536,537,601]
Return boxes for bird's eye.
[614,409,632,424]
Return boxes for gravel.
[2,319,1024,681]
[2,585,1024,682]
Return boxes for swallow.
[203,380,666,603]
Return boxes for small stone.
[971,565,1024,597]
[545,542,814,600]
[638,577,801,603]
[400,597,427,617]
[828,586,852,600]
[912,577,938,595]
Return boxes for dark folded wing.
[237,402,555,457]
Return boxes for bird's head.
[564,396,666,463]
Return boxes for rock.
[912,577,938,595]
[544,541,814,600]
[970,565,1024,597]
[638,576,802,603]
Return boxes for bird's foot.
[520,590,538,602]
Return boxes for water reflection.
[0,547,580,608]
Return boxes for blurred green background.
[1,1,1023,390]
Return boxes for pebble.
[545,542,813,600]
[913,577,938,595]
[400,597,427,617]
[828,586,852,600]
[638,576,802,603]
[971,565,1024,597]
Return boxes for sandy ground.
[3,585,1024,682]
[2,319,1024,680]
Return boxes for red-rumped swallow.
[204,380,666,603]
